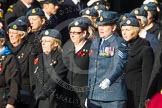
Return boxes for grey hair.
[18,31,27,36]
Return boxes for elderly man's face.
[28,15,45,32]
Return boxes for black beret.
[40,29,62,40]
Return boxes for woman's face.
[41,36,57,54]
[69,27,86,44]
[147,11,154,25]
[121,26,138,41]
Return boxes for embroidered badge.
[13,25,17,29]
[118,50,127,59]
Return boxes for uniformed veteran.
[87,11,128,108]
[33,29,67,108]
[0,29,20,108]
[7,20,34,108]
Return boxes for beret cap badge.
[45,30,49,35]
[134,10,139,14]
[74,21,79,26]
[86,10,90,14]
[122,16,127,21]
[94,6,99,10]
[32,9,36,14]
[100,16,104,21]
[13,25,17,29]
[126,20,131,24]
[144,6,148,10]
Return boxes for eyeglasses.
[69,31,83,35]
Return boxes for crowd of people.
[0,0,161,108]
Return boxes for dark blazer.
[62,39,91,108]
[125,37,154,108]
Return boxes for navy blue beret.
[121,18,139,27]
[96,11,118,25]
[118,13,136,23]
[74,17,92,26]
[41,29,62,40]
[80,7,98,17]
[26,8,45,17]
[68,17,89,29]
[93,4,109,11]
[131,7,148,17]
[142,2,157,11]
[8,21,28,31]
[15,16,30,26]
[0,29,6,38]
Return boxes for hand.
[6,104,14,108]
[37,93,47,100]
[145,99,150,108]
[99,79,110,89]
[85,98,87,108]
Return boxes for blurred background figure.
[4,0,40,30]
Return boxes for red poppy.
[34,58,38,64]
[0,65,2,71]
[77,51,86,56]
[89,50,94,55]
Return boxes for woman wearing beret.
[121,18,154,108]
[62,17,92,108]
[33,29,68,108]
[0,29,20,108]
